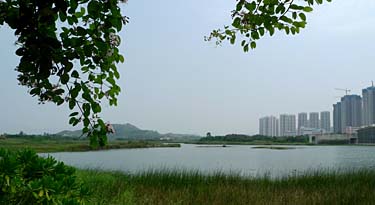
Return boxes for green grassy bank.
[194,140,311,145]
[0,137,180,153]
[78,169,375,205]
[196,135,312,146]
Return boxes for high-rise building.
[309,112,320,129]
[333,102,342,133]
[320,111,331,133]
[259,118,265,136]
[362,86,375,126]
[341,95,362,133]
[279,114,296,136]
[297,112,308,135]
[259,116,279,137]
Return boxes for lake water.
[43,144,375,177]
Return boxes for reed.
[77,168,375,204]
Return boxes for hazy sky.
[1,0,375,135]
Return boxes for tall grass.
[77,168,375,205]
[0,137,180,153]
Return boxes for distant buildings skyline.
[332,84,375,134]
[259,83,375,136]
[259,111,330,137]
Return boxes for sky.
[1,0,375,135]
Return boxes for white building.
[259,116,279,137]
[309,112,320,129]
[298,112,308,135]
[279,114,296,137]
[320,111,331,133]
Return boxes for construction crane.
[335,88,351,95]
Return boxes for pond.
[43,144,375,177]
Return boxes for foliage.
[0,148,89,204]
[0,0,128,148]
[206,0,331,52]
[200,134,309,143]
[0,136,180,153]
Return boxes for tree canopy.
[206,0,331,52]
[0,0,127,147]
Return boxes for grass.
[77,168,375,205]
[194,140,311,146]
[0,137,180,153]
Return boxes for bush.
[0,149,89,204]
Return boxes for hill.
[56,123,200,140]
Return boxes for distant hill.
[56,123,201,140]
[110,123,161,139]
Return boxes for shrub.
[0,149,89,204]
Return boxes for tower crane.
[335,88,351,95]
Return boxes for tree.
[0,0,128,148]
[206,0,331,52]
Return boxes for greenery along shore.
[79,169,375,205]
[0,135,180,153]
[197,134,311,145]
[2,143,375,204]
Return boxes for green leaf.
[82,103,91,115]
[303,6,313,12]
[69,112,79,117]
[251,31,259,40]
[258,27,265,36]
[268,27,275,36]
[250,41,256,49]
[243,44,249,52]
[290,4,303,10]
[71,70,79,78]
[292,12,297,20]
[118,55,125,63]
[232,17,241,28]
[280,16,292,24]
[61,74,69,84]
[245,2,256,11]
[87,1,100,18]
[230,36,235,44]
[92,103,101,113]
[69,99,76,110]
[70,85,81,99]
[236,1,244,11]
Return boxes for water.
[42,144,375,177]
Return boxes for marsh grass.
[0,137,180,153]
[77,168,375,205]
